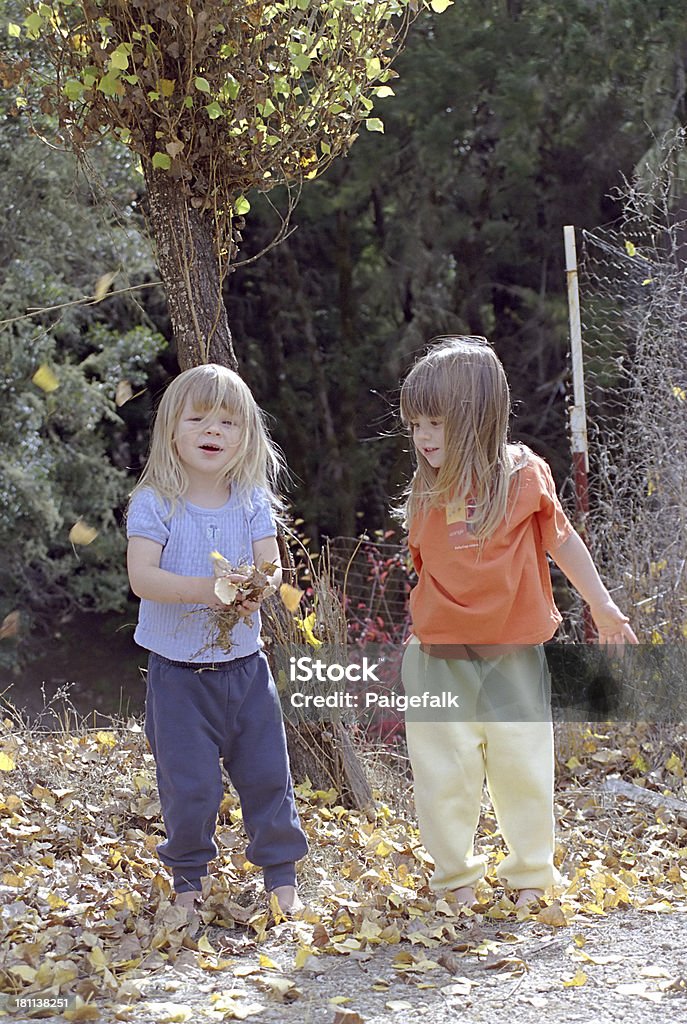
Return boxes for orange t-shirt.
[407,447,574,646]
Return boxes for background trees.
[2,0,687,665]
[229,0,687,537]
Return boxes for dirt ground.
[125,906,687,1024]
[4,901,685,1024]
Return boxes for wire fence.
[578,130,687,642]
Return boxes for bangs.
[400,361,452,424]
[183,372,249,422]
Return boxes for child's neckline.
[184,489,233,511]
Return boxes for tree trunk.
[144,170,374,813]
[144,167,237,370]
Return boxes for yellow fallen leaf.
[329,996,352,1005]
[234,965,261,977]
[199,955,233,971]
[0,752,16,771]
[259,976,297,999]
[115,380,134,406]
[386,1001,413,1012]
[32,364,60,392]
[562,969,588,987]
[258,954,281,971]
[48,891,69,909]
[296,611,322,649]
[69,521,98,545]
[280,582,303,612]
[96,731,116,748]
[94,271,117,302]
[210,549,233,571]
[294,945,318,969]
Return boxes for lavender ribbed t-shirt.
[126,486,276,663]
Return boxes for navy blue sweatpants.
[145,651,308,894]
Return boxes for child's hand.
[226,571,273,617]
[590,599,639,645]
[198,577,231,610]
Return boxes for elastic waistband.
[152,651,259,672]
[419,642,531,661]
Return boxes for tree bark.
[144,167,237,370]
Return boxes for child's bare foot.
[515,888,544,908]
[269,885,304,915]
[175,890,203,912]
[450,886,476,905]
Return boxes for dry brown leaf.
[536,901,568,927]
[63,998,101,1021]
[0,610,20,639]
[333,1010,365,1024]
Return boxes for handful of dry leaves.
[208,550,278,651]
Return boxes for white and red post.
[564,225,595,642]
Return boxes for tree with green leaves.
[8,0,449,369]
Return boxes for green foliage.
[10,0,440,253]
[0,124,165,665]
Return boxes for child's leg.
[145,654,225,893]
[402,642,487,891]
[480,647,559,891]
[220,652,308,892]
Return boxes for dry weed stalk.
[580,130,687,642]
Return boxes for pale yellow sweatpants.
[402,640,560,892]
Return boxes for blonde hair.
[399,336,513,538]
[131,364,284,512]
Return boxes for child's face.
[174,398,243,478]
[410,415,445,468]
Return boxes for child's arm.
[549,532,638,644]
[127,536,223,607]
[253,536,283,590]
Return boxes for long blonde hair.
[131,364,284,511]
[399,336,513,538]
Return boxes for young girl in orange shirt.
[399,336,637,906]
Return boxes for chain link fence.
[579,130,687,644]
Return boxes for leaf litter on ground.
[1,717,687,1020]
